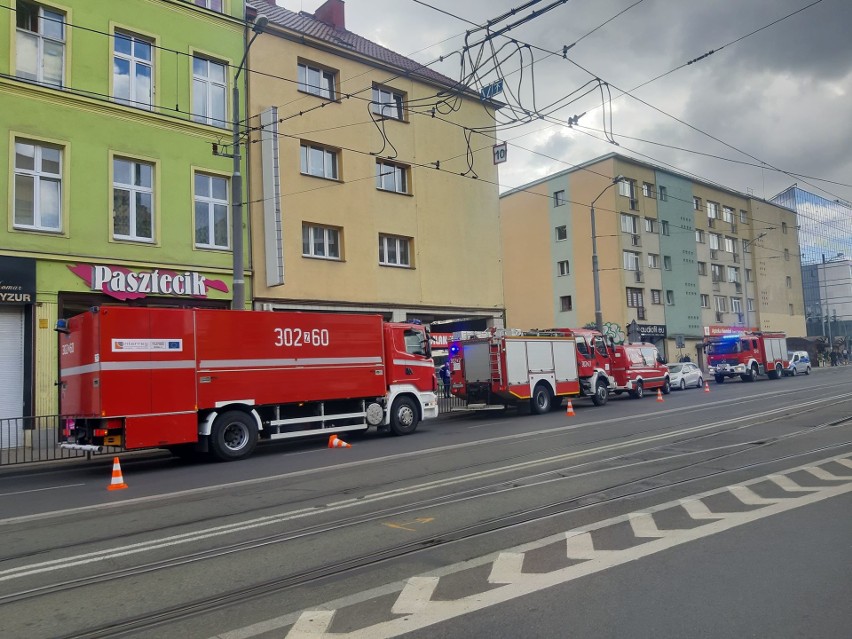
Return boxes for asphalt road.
[1,366,850,639]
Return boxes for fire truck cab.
[706,331,788,383]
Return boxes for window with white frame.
[302,223,341,260]
[13,139,62,232]
[376,160,408,193]
[666,290,675,305]
[301,143,339,180]
[618,179,635,198]
[15,1,64,86]
[711,264,723,282]
[379,234,410,267]
[644,217,656,233]
[698,262,707,275]
[663,255,672,270]
[298,62,336,99]
[194,172,228,248]
[715,296,727,312]
[695,229,705,243]
[722,206,734,223]
[193,0,223,11]
[693,196,702,211]
[707,201,719,219]
[748,298,754,311]
[709,233,720,250]
[742,238,751,253]
[555,225,568,241]
[731,297,742,314]
[626,287,644,308]
[113,157,154,242]
[700,294,709,308]
[372,85,405,120]
[557,260,570,276]
[620,213,638,234]
[113,31,153,109]
[553,190,566,207]
[192,56,227,126]
[642,182,655,197]
[623,251,640,271]
[724,236,735,253]
[727,266,739,282]
[651,289,662,305]
[648,254,660,269]
[661,220,670,236]
[560,295,573,311]
[739,209,748,223]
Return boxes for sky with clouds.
[270,0,851,208]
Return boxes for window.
[739,209,748,224]
[555,225,568,241]
[648,254,660,269]
[298,62,336,99]
[663,255,672,271]
[658,186,667,201]
[644,217,656,233]
[748,298,755,312]
[700,294,709,308]
[16,1,64,86]
[557,260,570,276]
[651,289,662,305]
[113,32,153,109]
[784,248,790,261]
[620,213,638,234]
[660,220,670,236]
[727,266,739,282]
[715,296,727,312]
[709,233,720,250]
[194,173,228,248]
[731,298,742,313]
[746,268,753,282]
[618,179,635,198]
[642,182,655,198]
[372,85,405,120]
[693,196,702,211]
[698,261,707,275]
[695,229,705,243]
[623,251,640,271]
[786,276,792,288]
[789,303,794,316]
[560,295,573,312]
[113,158,154,242]
[553,190,566,207]
[707,202,719,219]
[13,139,62,231]
[376,160,408,193]
[379,234,410,267]
[711,264,723,282]
[302,223,341,260]
[782,222,788,234]
[742,238,751,253]
[724,236,735,253]
[192,56,227,126]
[301,143,339,179]
[626,287,644,308]
[722,206,734,223]
[666,290,675,305]
[193,0,223,10]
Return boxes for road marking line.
[391,577,439,614]
[679,499,725,520]
[836,458,852,470]
[565,531,610,559]
[804,466,852,481]
[766,474,817,493]
[0,483,85,497]
[285,610,334,638]
[488,552,525,584]
[728,485,778,505]
[628,512,667,538]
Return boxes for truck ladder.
[489,343,502,382]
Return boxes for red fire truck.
[56,307,438,461]
[705,331,788,383]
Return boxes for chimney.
[314,0,345,31]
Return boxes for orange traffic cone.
[656,388,664,403]
[704,382,711,393]
[328,434,352,449]
[107,457,128,491]
[565,400,575,416]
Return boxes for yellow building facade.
[245,0,503,329]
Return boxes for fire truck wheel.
[662,378,671,394]
[629,380,644,399]
[389,396,419,435]
[742,364,758,382]
[210,410,258,461]
[591,381,609,406]
[530,384,552,414]
[715,375,725,384]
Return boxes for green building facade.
[0,0,247,421]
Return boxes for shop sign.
[638,324,667,339]
[704,324,757,337]
[68,264,229,301]
[0,256,36,305]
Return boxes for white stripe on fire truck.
[393,359,435,368]
[198,357,383,369]
[60,360,196,377]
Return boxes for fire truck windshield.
[404,329,429,357]
[707,340,741,355]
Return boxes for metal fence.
[0,415,97,466]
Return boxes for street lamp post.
[742,232,766,330]
[231,15,268,310]
[591,175,625,333]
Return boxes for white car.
[666,362,704,390]
[785,351,811,376]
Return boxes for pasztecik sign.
[68,264,229,301]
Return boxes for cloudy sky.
[270,0,851,208]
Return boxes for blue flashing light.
[450,345,459,355]
[721,334,740,340]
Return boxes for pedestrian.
[439,363,451,398]
[843,348,849,365]
[830,350,838,367]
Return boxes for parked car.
[666,362,704,390]
[784,351,811,376]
